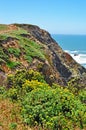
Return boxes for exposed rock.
[16,24,58,45]
[0,37,18,44]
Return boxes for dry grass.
[0,98,31,130]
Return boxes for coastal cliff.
[0,24,86,86]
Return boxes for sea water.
[52,34,86,68]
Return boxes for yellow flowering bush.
[22,80,50,92]
[22,87,86,130]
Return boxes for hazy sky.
[0,0,86,34]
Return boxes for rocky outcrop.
[16,24,57,45]
[18,24,86,73]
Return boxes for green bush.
[22,80,50,93]
[8,88,18,100]
[7,69,48,100]
[0,86,6,94]
[78,90,86,103]
[6,69,86,129]
[7,69,46,88]
[27,69,46,83]
[7,70,28,88]
[21,87,86,130]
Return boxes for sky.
[0,0,86,34]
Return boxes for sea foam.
[65,50,86,68]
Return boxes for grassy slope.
[0,28,45,71]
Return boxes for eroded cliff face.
[0,24,86,86]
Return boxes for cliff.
[0,24,86,86]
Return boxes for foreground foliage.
[0,69,86,130]
[22,88,86,130]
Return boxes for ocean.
[52,34,86,68]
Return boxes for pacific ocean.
[52,34,86,68]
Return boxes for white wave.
[70,50,79,54]
[64,50,86,67]
[71,54,86,64]
[65,50,86,54]
[65,50,79,54]
[64,50,70,53]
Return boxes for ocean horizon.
[52,34,86,68]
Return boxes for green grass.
[0,28,45,65]
[5,29,45,62]
[0,28,28,40]
[6,61,20,69]
[6,29,28,38]
[24,55,32,63]
[0,34,9,40]
[8,48,21,57]
[7,29,45,63]
[18,38,45,63]
[0,24,8,31]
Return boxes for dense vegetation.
[0,69,86,130]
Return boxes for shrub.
[0,86,7,98]
[22,80,50,93]
[78,90,86,103]
[7,69,46,88]
[8,88,18,100]
[27,69,46,83]
[0,86,6,94]
[21,87,86,130]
